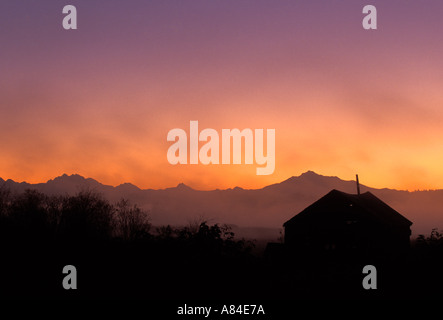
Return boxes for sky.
[1,0,443,191]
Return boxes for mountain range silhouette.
[1,171,442,236]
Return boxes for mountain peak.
[301,170,317,175]
[51,173,87,182]
[297,171,344,182]
[299,170,321,178]
[47,174,102,188]
[176,183,193,190]
[116,182,140,191]
[279,171,323,184]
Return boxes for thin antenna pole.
[356,174,361,195]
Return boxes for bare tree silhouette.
[113,199,151,241]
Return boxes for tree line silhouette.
[0,188,149,243]
[1,187,443,299]
[0,188,257,299]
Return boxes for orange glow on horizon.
[2,2,443,192]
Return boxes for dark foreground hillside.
[0,189,442,300]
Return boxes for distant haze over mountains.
[1,171,442,236]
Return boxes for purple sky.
[1,0,443,191]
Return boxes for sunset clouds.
[1,0,443,190]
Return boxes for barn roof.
[283,189,412,228]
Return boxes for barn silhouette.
[283,189,412,255]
